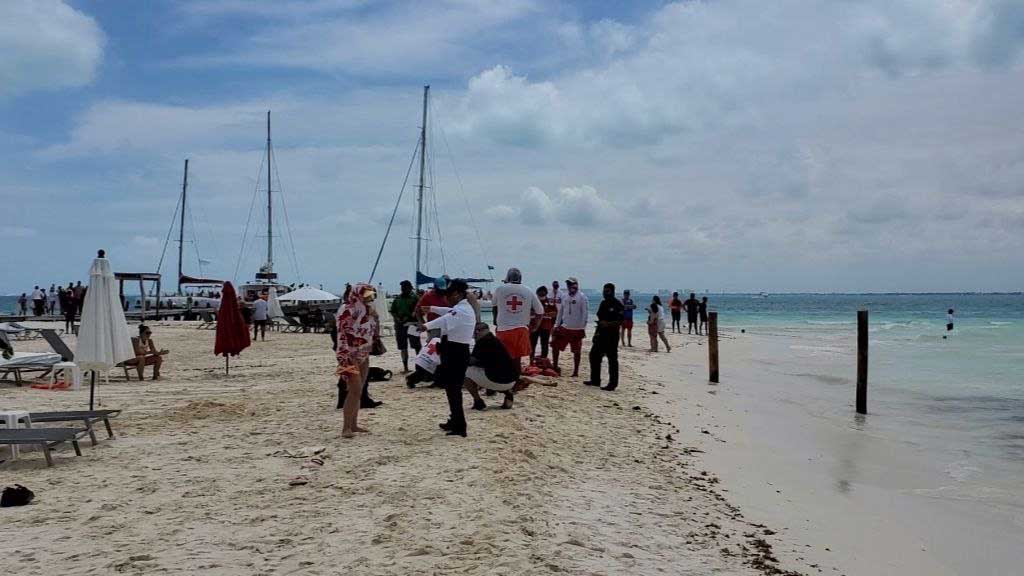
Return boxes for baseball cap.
[566,276,579,285]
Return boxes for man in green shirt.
[390,280,422,372]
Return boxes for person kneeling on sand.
[406,336,441,388]
[464,323,521,410]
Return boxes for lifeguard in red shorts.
[551,277,589,377]
[492,267,544,363]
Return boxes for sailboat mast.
[266,110,273,273]
[177,158,189,295]
[415,85,429,284]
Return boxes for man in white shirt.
[551,277,589,377]
[422,278,475,437]
[492,267,543,364]
[252,294,270,341]
[31,286,45,316]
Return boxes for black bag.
[1,484,35,507]
[370,337,387,356]
[368,367,393,382]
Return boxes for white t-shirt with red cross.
[493,283,543,332]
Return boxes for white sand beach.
[1,323,813,576]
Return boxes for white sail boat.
[370,85,494,304]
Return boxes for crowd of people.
[15,282,87,332]
[332,268,714,439]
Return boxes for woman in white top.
[647,296,672,353]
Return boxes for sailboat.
[152,159,223,311]
[371,85,494,298]
[238,111,295,301]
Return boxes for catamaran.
[370,85,494,304]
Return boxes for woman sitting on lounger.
[127,324,166,381]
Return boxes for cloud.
[174,0,545,78]
[0,0,105,98]
[494,185,615,227]
[449,1,1024,149]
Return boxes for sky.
[2,0,1024,295]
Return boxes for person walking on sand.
[422,279,475,438]
[531,285,558,360]
[683,292,700,335]
[252,292,269,341]
[585,283,625,391]
[669,292,683,333]
[551,277,589,377]
[647,296,672,353]
[493,267,543,365]
[336,283,379,438]
[699,296,709,335]
[390,280,422,373]
[620,289,636,347]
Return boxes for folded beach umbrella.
[267,286,285,319]
[77,250,134,410]
[214,282,250,375]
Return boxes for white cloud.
[0,0,105,98]
[175,0,544,77]
[494,185,615,227]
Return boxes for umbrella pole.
[225,355,229,376]
[89,371,96,411]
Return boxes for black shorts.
[671,310,681,321]
[395,323,421,351]
[254,319,268,327]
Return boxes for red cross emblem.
[506,295,524,312]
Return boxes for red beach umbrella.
[214,282,250,374]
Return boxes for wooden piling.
[856,310,868,414]
[708,312,719,383]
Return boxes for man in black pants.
[421,279,476,437]
[684,292,701,335]
[585,283,625,391]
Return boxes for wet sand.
[0,322,811,575]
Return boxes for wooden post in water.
[856,310,868,414]
[708,312,719,383]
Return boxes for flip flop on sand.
[301,458,324,470]
[288,476,309,487]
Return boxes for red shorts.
[552,327,585,354]
[496,327,531,359]
[621,319,634,329]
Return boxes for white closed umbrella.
[267,286,285,319]
[77,250,134,409]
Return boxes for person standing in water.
[947,309,955,332]
[669,292,683,333]
[620,289,636,347]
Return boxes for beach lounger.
[282,316,304,333]
[28,410,120,446]
[0,428,86,466]
[196,311,216,330]
[0,352,62,385]
[39,329,75,362]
